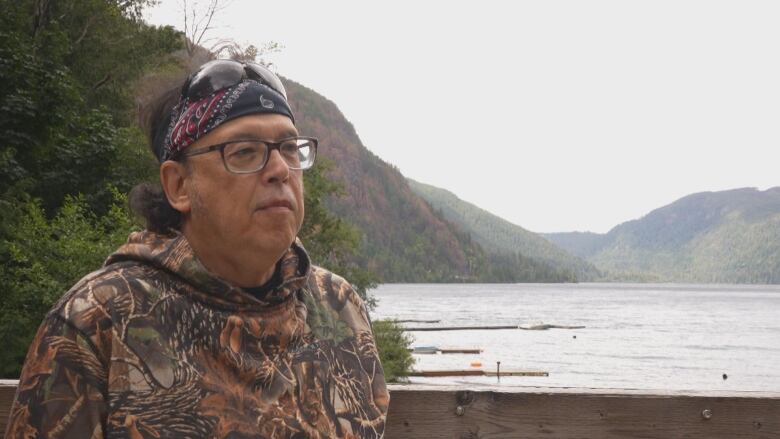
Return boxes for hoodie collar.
[105,230,311,311]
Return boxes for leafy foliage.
[0,0,185,377]
[300,158,378,306]
[0,192,136,377]
[0,0,181,214]
[371,320,415,382]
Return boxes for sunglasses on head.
[181,59,288,102]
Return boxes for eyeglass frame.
[174,136,319,174]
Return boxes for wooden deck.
[1,380,778,437]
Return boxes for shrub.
[372,319,415,382]
[0,190,135,377]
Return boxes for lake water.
[369,283,780,392]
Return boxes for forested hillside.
[545,187,780,283]
[286,80,574,283]
[0,0,186,377]
[407,178,598,280]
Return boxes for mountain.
[284,78,572,283]
[545,187,780,283]
[407,179,600,280]
[539,231,604,260]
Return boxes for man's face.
[182,113,304,266]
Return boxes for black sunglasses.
[181,59,288,102]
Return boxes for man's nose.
[262,149,290,183]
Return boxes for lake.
[369,283,780,392]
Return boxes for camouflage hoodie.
[5,231,389,438]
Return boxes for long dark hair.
[129,84,184,233]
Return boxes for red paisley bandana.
[161,80,294,161]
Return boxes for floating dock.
[409,346,483,354]
[405,325,518,332]
[409,369,549,377]
[440,348,483,354]
[404,324,585,332]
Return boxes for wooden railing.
[1,381,778,438]
[0,381,15,436]
[385,384,780,438]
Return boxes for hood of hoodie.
[104,230,311,311]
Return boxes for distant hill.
[285,78,573,283]
[540,231,604,260]
[407,179,600,280]
[545,187,780,283]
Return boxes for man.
[5,60,389,438]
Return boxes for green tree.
[0,0,182,214]
[0,191,136,377]
[371,320,415,382]
[300,158,378,306]
[0,0,184,377]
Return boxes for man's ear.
[160,160,192,214]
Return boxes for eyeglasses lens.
[244,62,288,100]
[187,60,245,101]
[223,141,266,172]
[290,138,316,169]
[223,139,316,173]
[185,60,288,102]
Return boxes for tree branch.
[92,73,112,91]
[74,17,96,47]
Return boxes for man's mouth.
[257,199,294,211]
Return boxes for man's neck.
[182,226,282,288]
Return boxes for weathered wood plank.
[2,380,778,438]
[0,382,17,435]
[385,385,780,439]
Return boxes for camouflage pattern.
[5,231,389,438]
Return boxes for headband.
[160,80,295,162]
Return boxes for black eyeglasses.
[177,136,318,174]
[182,59,288,102]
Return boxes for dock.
[405,325,518,332]
[409,346,483,354]
[404,324,585,332]
[440,348,482,354]
[410,369,549,377]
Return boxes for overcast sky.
[145,1,779,233]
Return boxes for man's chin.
[247,230,295,252]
